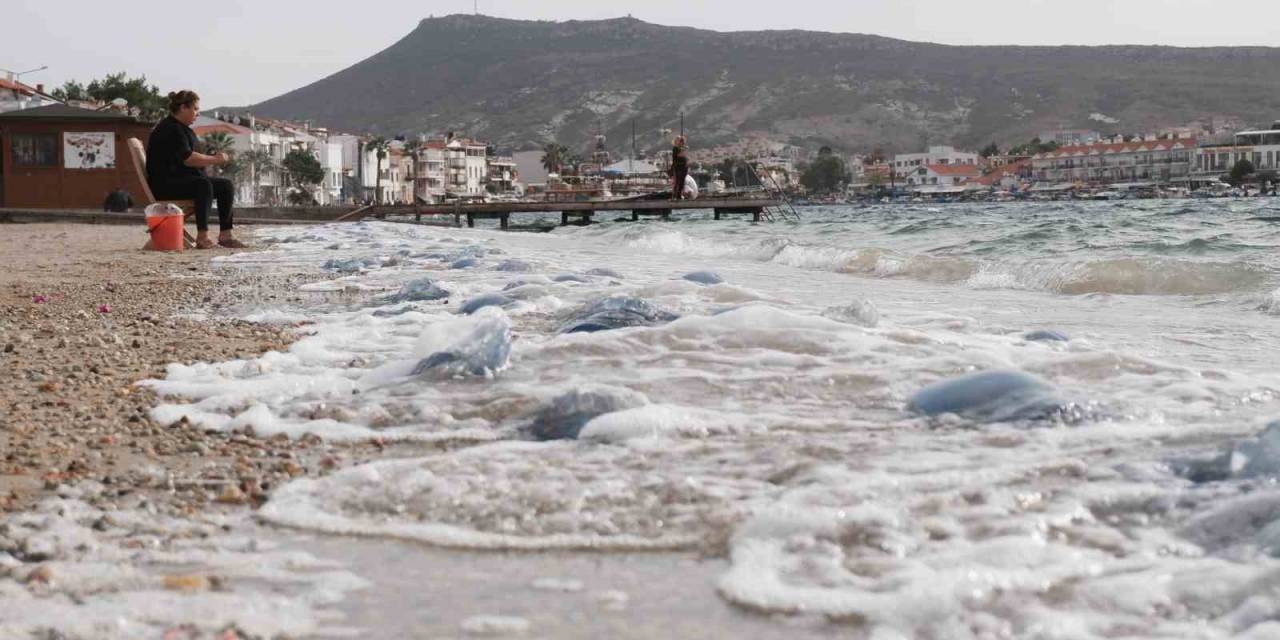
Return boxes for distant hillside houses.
[198,113,521,205]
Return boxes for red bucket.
[145,205,184,252]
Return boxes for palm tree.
[404,138,423,204]
[366,136,390,203]
[201,132,235,178]
[242,148,276,206]
[541,143,567,174]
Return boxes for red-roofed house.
[977,159,1033,188]
[0,75,59,114]
[1031,136,1196,184]
[904,162,982,191]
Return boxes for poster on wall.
[63,132,116,169]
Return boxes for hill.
[238,15,1280,154]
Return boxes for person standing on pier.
[146,90,246,249]
[669,136,689,200]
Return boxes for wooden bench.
[126,137,197,249]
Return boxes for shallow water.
[134,201,1280,637]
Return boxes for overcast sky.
[6,0,1279,107]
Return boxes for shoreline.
[0,223,368,515]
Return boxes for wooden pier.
[352,196,784,229]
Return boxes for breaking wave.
[610,228,1271,296]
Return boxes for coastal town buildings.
[986,153,1031,169]
[1029,136,1196,184]
[1038,129,1102,147]
[754,155,797,190]
[977,159,1033,190]
[0,75,58,114]
[487,155,519,195]
[193,113,352,206]
[902,162,983,192]
[892,146,979,172]
[1193,125,1280,179]
[414,140,448,203]
[443,137,488,198]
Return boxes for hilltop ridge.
[240,15,1280,152]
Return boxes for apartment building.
[1030,136,1195,184]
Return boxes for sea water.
[128,200,1280,637]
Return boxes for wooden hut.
[0,104,154,209]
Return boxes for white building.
[446,138,487,197]
[194,114,356,205]
[892,146,979,173]
[1038,129,1103,147]
[414,141,448,203]
[1194,125,1280,178]
[903,163,982,191]
[316,139,344,204]
[754,155,798,190]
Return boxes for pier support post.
[466,213,475,228]
[753,209,762,223]
[631,211,639,222]
[714,208,722,221]
[500,213,509,230]
[561,211,595,226]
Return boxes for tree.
[404,139,422,203]
[979,142,1000,158]
[366,137,389,203]
[242,149,277,205]
[282,149,325,205]
[52,72,166,120]
[201,132,235,178]
[51,80,89,102]
[1228,158,1256,186]
[800,154,851,194]
[818,145,834,157]
[287,190,317,206]
[1008,137,1059,156]
[541,143,568,174]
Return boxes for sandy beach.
[0,223,354,514]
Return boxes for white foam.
[141,216,1280,636]
[0,497,367,639]
[460,615,531,636]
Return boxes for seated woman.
[145,90,245,249]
